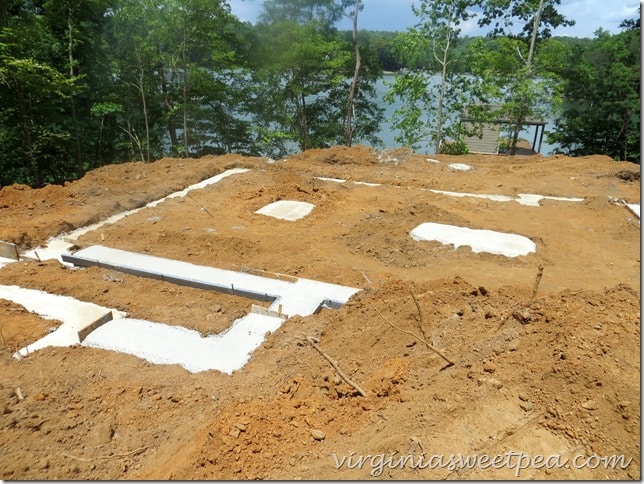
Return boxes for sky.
[229,0,641,38]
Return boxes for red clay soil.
[0,146,640,479]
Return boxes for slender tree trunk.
[15,84,41,186]
[435,27,452,155]
[183,82,189,157]
[435,61,448,154]
[181,16,190,158]
[182,52,189,158]
[433,5,457,155]
[344,0,361,147]
[510,0,543,155]
[135,48,151,162]
[296,92,308,151]
[66,6,84,175]
[157,61,179,156]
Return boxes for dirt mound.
[0,146,640,479]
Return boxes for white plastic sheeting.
[255,200,315,221]
[411,222,536,258]
[430,189,584,207]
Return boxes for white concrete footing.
[58,245,359,373]
[0,284,125,358]
[62,245,358,317]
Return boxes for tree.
[475,0,574,154]
[42,0,116,174]
[343,0,361,146]
[0,47,76,186]
[250,0,382,157]
[547,22,640,163]
[0,2,78,186]
[107,0,252,159]
[385,0,478,153]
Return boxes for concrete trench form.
[448,163,473,171]
[430,189,584,207]
[56,245,360,373]
[625,203,640,219]
[0,284,126,358]
[82,313,287,374]
[19,168,250,264]
[411,222,536,258]
[312,174,585,208]
[0,256,16,269]
[314,176,382,187]
[62,245,358,317]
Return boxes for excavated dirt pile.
[0,146,640,479]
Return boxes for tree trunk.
[344,0,361,147]
[157,61,179,156]
[181,15,190,158]
[296,92,309,151]
[509,0,543,155]
[135,48,151,162]
[435,19,453,155]
[66,7,84,176]
[15,84,41,186]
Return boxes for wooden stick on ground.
[409,288,430,344]
[299,336,367,397]
[186,193,216,221]
[63,446,149,463]
[375,306,455,368]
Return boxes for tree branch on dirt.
[297,335,367,397]
[409,288,430,344]
[63,446,149,462]
[375,293,455,368]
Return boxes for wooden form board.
[0,241,19,260]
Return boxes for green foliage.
[547,24,640,163]
[465,0,573,154]
[384,0,478,154]
[478,0,575,39]
[439,138,469,155]
[250,1,382,157]
[0,9,78,186]
[251,20,350,155]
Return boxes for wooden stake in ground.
[531,265,545,301]
[298,336,367,397]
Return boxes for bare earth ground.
[0,146,640,480]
